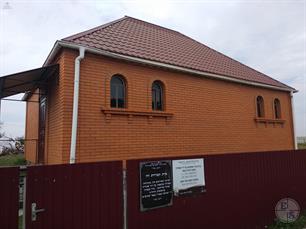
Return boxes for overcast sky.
[0,0,305,138]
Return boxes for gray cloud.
[0,0,305,137]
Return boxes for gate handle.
[31,203,45,221]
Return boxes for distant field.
[298,143,306,149]
[0,154,26,166]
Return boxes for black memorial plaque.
[140,160,173,211]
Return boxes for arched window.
[274,98,281,119]
[152,81,163,111]
[256,96,265,118]
[110,75,125,108]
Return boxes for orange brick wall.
[25,52,65,164]
[44,52,65,164]
[24,89,39,163]
[50,49,294,164]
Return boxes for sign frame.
[139,160,173,211]
[172,158,206,196]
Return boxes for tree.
[1,136,25,155]
[14,136,25,153]
[0,122,25,155]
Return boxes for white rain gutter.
[69,47,85,164]
[44,40,297,93]
[290,91,298,149]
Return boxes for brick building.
[0,16,297,164]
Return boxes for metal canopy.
[0,64,59,99]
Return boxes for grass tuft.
[0,154,26,166]
[268,211,306,229]
[298,143,306,149]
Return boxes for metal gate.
[25,161,123,229]
[0,167,19,229]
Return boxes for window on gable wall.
[152,81,163,111]
[274,98,281,119]
[110,75,125,108]
[256,96,265,118]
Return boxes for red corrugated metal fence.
[25,161,123,229]
[1,150,306,229]
[127,150,306,229]
[0,167,19,229]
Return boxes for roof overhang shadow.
[0,64,59,99]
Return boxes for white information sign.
[172,158,205,195]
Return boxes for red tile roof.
[63,16,292,90]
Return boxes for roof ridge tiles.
[58,16,294,91]
[123,16,184,35]
[176,32,292,89]
[62,16,128,41]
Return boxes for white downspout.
[290,91,298,150]
[69,47,85,164]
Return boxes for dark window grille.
[274,98,281,119]
[111,75,125,108]
[152,81,163,111]
[256,96,264,118]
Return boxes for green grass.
[18,215,23,229]
[0,154,26,166]
[268,211,306,229]
[298,143,306,149]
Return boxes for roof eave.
[44,40,297,93]
[22,91,32,101]
[43,40,62,67]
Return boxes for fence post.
[123,169,127,229]
[35,139,38,164]
[22,170,26,229]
